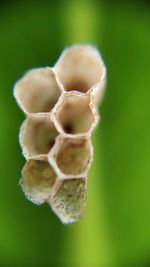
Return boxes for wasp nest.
[14,44,106,224]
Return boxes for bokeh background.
[0,0,150,266]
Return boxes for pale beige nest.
[14,44,106,224]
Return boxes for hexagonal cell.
[20,114,58,159]
[54,93,98,135]
[49,178,87,223]
[14,67,62,114]
[54,44,106,93]
[20,159,57,205]
[48,136,93,178]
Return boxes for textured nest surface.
[14,44,106,223]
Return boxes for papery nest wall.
[14,44,106,223]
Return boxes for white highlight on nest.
[13,44,106,224]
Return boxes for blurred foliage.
[0,0,150,266]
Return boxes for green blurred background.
[0,0,150,266]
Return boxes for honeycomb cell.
[20,114,58,159]
[54,44,106,94]
[53,92,98,135]
[14,67,62,114]
[49,178,87,223]
[48,136,93,178]
[20,159,57,205]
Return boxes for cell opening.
[20,115,58,158]
[56,138,92,176]
[14,68,61,113]
[55,45,103,93]
[56,94,94,135]
[21,160,57,204]
[50,178,86,223]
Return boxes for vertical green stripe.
[60,0,103,44]
[60,1,112,266]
